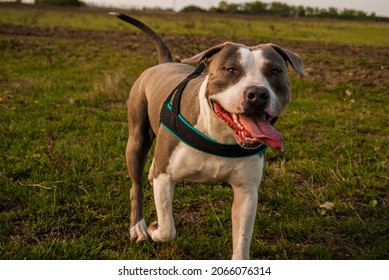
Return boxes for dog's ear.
[181,42,230,64]
[270,44,307,77]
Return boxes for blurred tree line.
[182,1,382,21]
[35,0,84,6]
[10,0,384,21]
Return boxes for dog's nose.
[244,86,269,107]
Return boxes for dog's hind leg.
[126,95,154,242]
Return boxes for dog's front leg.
[148,174,176,242]
[231,185,259,260]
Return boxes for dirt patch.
[1,24,388,90]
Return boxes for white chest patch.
[166,143,264,186]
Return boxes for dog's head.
[182,42,306,151]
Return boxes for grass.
[1,4,389,46]
[0,3,388,259]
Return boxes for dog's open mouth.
[213,102,284,151]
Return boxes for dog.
[111,13,306,259]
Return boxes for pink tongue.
[239,114,284,151]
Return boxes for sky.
[16,1,389,17]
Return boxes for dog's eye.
[227,68,238,74]
[271,69,282,75]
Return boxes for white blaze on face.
[212,47,280,116]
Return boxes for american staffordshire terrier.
[111,13,306,259]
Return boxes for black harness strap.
[159,63,268,158]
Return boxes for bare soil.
[1,24,388,90]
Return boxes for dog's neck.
[194,77,237,145]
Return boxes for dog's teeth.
[232,114,239,123]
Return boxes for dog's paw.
[147,221,158,235]
[130,219,148,242]
[147,221,176,242]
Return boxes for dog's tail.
[110,12,173,64]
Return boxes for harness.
[159,63,268,158]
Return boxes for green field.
[0,3,388,259]
[1,4,389,46]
